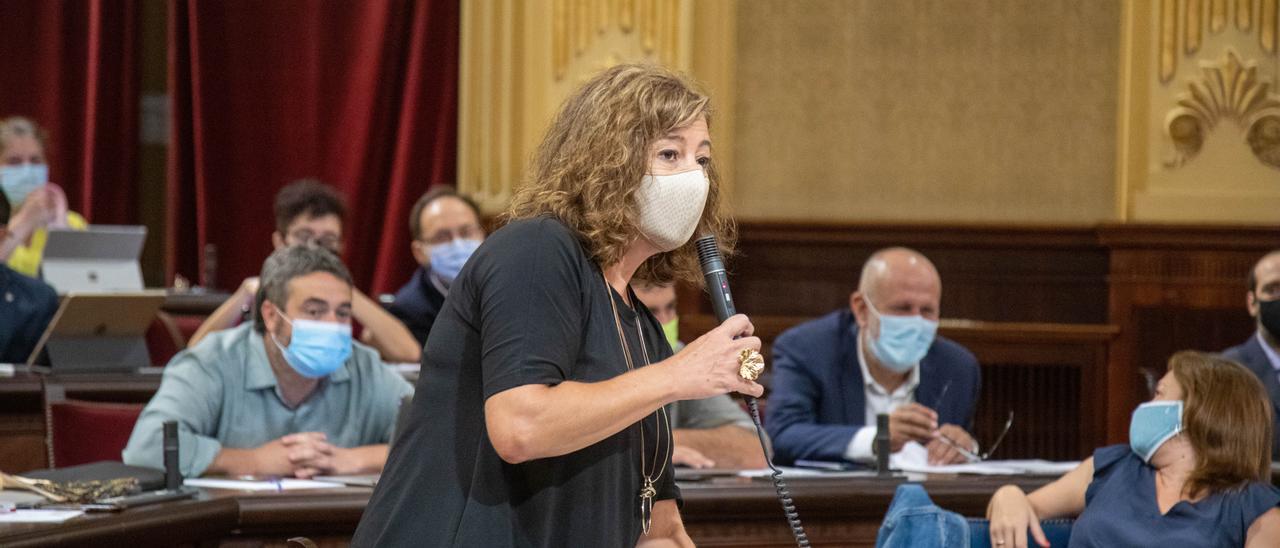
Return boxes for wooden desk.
[0,476,1049,547]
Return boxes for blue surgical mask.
[864,299,938,372]
[1129,400,1183,463]
[429,238,482,282]
[0,163,48,207]
[270,308,353,379]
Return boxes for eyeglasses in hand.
[936,411,1015,463]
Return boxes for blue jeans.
[877,483,1074,548]
[876,483,970,548]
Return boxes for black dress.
[353,217,678,547]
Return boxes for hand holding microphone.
[695,234,767,384]
[692,234,810,547]
[667,314,764,400]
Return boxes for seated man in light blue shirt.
[123,245,414,478]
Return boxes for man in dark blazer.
[389,187,486,347]
[1221,250,1280,456]
[766,247,981,466]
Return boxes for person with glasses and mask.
[987,352,1280,548]
[123,245,414,478]
[1221,250,1280,457]
[187,179,420,363]
[0,116,88,277]
[388,186,486,347]
[766,247,981,466]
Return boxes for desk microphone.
[163,420,181,490]
[875,414,892,477]
[695,235,809,548]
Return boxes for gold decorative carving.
[1164,49,1280,169]
[1249,115,1280,168]
[1161,0,1279,82]
[1187,0,1203,53]
[1211,0,1227,32]
[1160,0,1178,82]
[550,0,679,80]
[1263,0,1277,53]
[1236,0,1251,29]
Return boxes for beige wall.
[456,0,1279,226]
[730,0,1123,224]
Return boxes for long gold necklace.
[603,274,671,535]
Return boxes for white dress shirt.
[844,334,920,463]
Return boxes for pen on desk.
[935,433,981,463]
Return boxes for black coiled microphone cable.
[695,236,810,548]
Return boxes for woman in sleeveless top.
[987,351,1280,547]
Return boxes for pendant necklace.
[603,274,671,534]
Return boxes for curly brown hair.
[1169,351,1273,496]
[504,64,735,287]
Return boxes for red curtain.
[167,0,458,295]
[0,0,140,224]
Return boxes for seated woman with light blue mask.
[0,116,88,277]
[986,351,1280,548]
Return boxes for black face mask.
[1259,298,1280,340]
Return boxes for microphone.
[694,235,809,547]
[163,420,181,491]
[875,413,891,477]
[695,237,735,322]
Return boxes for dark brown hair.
[1171,351,1273,496]
[504,64,734,287]
[408,186,482,241]
[273,178,347,235]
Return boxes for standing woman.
[0,116,87,277]
[354,64,762,547]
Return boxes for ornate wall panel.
[456,0,735,213]
[731,0,1121,224]
[1120,0,1280,223]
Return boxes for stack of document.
[890,441,1079,475]
[182,478,345,491]
[0,509,84,523]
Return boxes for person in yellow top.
[0,117,87,277]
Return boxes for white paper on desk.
[890,442,1079,475]
[183,478,344,491]
[0,509,84,523]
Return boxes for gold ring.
[737,348,765,382]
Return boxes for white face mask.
[634,168,709,252]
